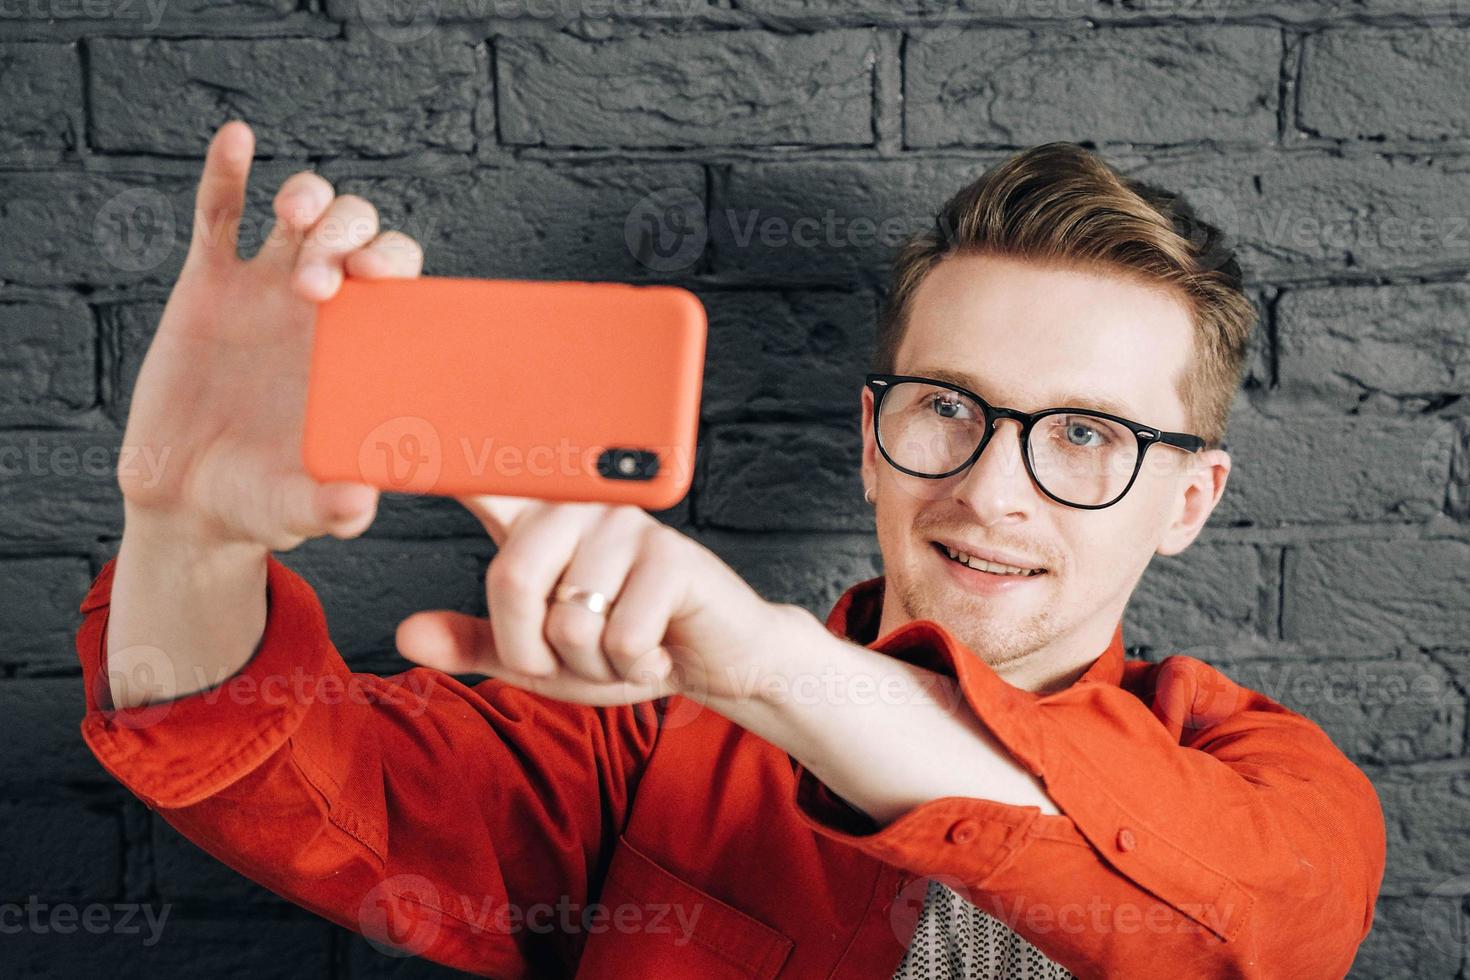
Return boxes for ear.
[860,385,878,498]
[1156,449,1231,558]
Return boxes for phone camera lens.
[598,448,659,482]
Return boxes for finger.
[292,193,379,302]
[183,120,254,274]
[275,472,380,543]
[600,526,686,682]
[544,510,649,683]
[456,494,537,548]
[485,503,600,678]
[254,170,335,275]
[395,608,494,676]
[396,610,676,704]
[343,230,424,280]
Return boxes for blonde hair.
[875,142,1256,450]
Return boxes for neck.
[873,586,1113,695]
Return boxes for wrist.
[121,503,268,564]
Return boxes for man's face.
[862,252,1230,691]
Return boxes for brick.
[1301,27,1470,143]
[0,43,81,160]
[358,492,511,541]
[0,430,127,544]
[906,26,1277,147]
[698,289,878,423]
[710,157,999,284]
[0,800,119,901]
[1283,537,1470,649]
[734,0,1470,20]
[1347,892,1468,978]
[105,302,162,424]
[1124,151,1470,281]
[1225,657,1463,765]
[276,537,491,667]
[1276,282,1470,413]
[151,819,288,906]
[0,556,97,669]
[1432,649,1470,753]
[1450,418,1470,519]
[1367,763,1470,893]
[1210,399,1451,526]
[1,915,331,979]
[498,31,876,148]
[0,299,96,423]
[326,0,710,26]
[90,37,479,157]
[0,165,288,287]
[696,420,868,531]
[1123,543,1263,651]
[0,681,113,788]
[688,529,882,619]
[1,0,295,23]
[332,162,705,281]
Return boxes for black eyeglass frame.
[865,372,1206,511]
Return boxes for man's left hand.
[393,494,801,707]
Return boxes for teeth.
[943,544,1041,576]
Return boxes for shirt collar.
[823,574,1125,690]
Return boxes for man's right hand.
[117,118,425,552]
[103,119,425,711]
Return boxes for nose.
[949,416,1038,523]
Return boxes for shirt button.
[946,819,979,845]
[1116,827,1138,852]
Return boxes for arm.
[80,119,661,977]
[708,608,1386,978]
[79,541,662,979]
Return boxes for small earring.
[864,485,876,505]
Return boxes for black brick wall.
[2,1,1468,976]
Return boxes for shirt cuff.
[791,757,1043,885]
[787,618,1046,885]
[76,553,339,810]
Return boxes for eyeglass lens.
[874,381,1140,507]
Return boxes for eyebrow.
[905,366,1142,421]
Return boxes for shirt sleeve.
[789,620,1387,978]
[74,553,664,980]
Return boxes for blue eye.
[930,394,975,420]
[1055,416,1111,448]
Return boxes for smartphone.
[301,276,706,511]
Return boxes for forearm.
[702,605,1059,824]
[104,506,270,709]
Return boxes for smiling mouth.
[931,541,1047,577]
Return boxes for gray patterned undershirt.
[892,879,1076,979]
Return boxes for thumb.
[276,475,378,541]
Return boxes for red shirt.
[74,554,1385,978]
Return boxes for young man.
[76,120,1385,978]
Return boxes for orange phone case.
[301,276,706,510]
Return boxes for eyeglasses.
[866,373,1205,510]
